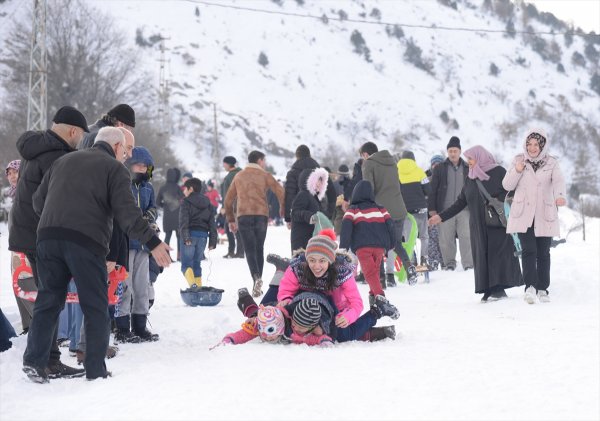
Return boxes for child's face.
[183,186,192,197]
[307,255,330,278]
[291,320,315,335]
[131,163,148,174]
[6,168,18,187]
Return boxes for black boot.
[114,315,141,344]
[237,288,258,317]
[372,295,400,320]
[131,314,159,342]
[386,273,396,287]
[266,254,290,272]
[46,359,86,379]
[367,326,396,342]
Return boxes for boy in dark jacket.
[180,178,218,288]
[115,146,160,343]
[340,180,396,302]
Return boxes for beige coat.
[224,163,284,222]
[502,154,565,237]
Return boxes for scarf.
[463,146,498,181]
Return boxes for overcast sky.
[524,0,600,33]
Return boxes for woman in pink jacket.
[502,129,566,304]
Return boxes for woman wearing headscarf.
[429,146,523,301]
[502,129,566,304]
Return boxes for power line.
[91,0,599,38]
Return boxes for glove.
[309,213,317,224]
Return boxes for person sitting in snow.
[179,177,217,288]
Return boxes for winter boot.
[367,326,396,342]
[386,273,396,287]
[373,295,400,320]
[537,290,550,303]
[46,360,86,379]
[524,286,537,304]
[237,288,259,317]
[194,277,202,287]
[406,265,418,286]
[114,315,142,344]
[22,363,49,384]
[251,274,263,298]
[266,254,290,272]
[131,314,159,342]
[184,267,199,288]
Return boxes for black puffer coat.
[157,168,183,232]
[290,169,322,252]
[9,130,76,254]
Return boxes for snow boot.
[367,326,396,342]
[266,253,290,272]
[237,288,258,317]
[524,286,536,304]
[406,265,418,286]
[184,267,199,288]
[114,315,141,344]
[46,360,86,379]
[537,290,550,303]
[22,363,49,384]
[373,295,400,320]
[131,314,159,342]
[252,274,263,298]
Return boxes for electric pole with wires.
[27,0,47,131]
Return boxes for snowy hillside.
[82,0,600,181]
[0,209,599,420]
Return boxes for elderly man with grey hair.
[23,126,171,383]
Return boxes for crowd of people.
[0,102,567,383]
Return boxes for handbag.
[475,180,507,228]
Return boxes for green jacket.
[221,167,242,198]
[362,150,407,220]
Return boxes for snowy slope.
[81,0,600,181]
[0,209,598,421]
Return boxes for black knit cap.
[223,156,237,166]
[292,298,321,329]
[107,104,135,127]
[447,136,461,150]
[337,164,350,175]
[52,106,89,132]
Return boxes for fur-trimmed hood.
[303,167,329,201]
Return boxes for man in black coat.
[283,145,336,225]
[78,103,135,150]
[22,127,172,383]
[9,106,89,379]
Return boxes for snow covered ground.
[0,209,598,421]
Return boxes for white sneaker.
[524,286,536,304]
[537,290,550,303]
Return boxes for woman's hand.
[515,161,525,173]
[335,314,349,328]
[556,197,566,207]
[428,214,442,226]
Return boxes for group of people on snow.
[0,101,566,381]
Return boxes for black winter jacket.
[179,192,218,248]
[284,157,336,222]
[427,158,469,214]
[32,141,161,257]
[290,169,321,252]
[9,130,77,254]
[343,159,363,202]
[157,168,183,232]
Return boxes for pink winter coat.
[502,143,566,237]
[277,267,364,325]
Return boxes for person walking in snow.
[397,150,431,269]
[502,129,566,304]
[427,137,473,271]
[429,146,523,302]
[156,167,184,250]
[359,141,418,286]
[426,155,444,270]
[290,167,329,252]
[221,156,244,259]
[224,150,285,297]
[340,180,396,304]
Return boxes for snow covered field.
[0,210,598,421]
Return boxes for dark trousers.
[164,229,179,248]
[336,311,377,343]
[24,240,110,379]
[518,226,552,291]
[25,252,61,364]
[237,215,268,279]
[225,223,236,255]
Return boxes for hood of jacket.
[166,168,181,183]
[17,130,74,160]
[350,180,376,205]
[398,159,427,184]
[368,150,396,168]
[305,167,329,200]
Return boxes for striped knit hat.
[305,229,337,264]
[256,305,285,340]
[292,298,321,329]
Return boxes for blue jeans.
[336,311,377,343]
[181,231,208,278]
[57,281,84,352]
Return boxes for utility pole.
[27,0,47,130]
[212,102,220,180]
[157,37,170,141]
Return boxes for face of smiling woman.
[307,255,329,278]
